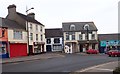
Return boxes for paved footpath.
[77,61,119,72]
[1,52,65,64]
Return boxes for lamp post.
[26,7,34,55]
[86,26,89,50]
[84,24,89,51]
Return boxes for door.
[29,45,33,55]
[46,45,52,52]
[80,44,83,52]
[10,43,27,58]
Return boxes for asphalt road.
[2,53,118,72]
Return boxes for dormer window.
[70,24,75,31]
[84,24,89,30]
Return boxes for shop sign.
[100,40,120,47]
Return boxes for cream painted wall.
[28,22,45,45]
[64,31,98,41]
[92,31,98,40]
[8,29,27,43]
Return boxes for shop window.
[53,45,62,50]
[92,44,95,49]
[0,44,6,54]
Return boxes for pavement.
[1,52,65,64]
[1,52,119,72]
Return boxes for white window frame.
[30,24,32,30]
[13,30,22,39]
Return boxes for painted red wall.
[0,27,8,41]
[10,43,27,58]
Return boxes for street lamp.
[26,7,34,55]
[84,24,89,51]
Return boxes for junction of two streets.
[2,53,118,72]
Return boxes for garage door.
[10,43,27,58]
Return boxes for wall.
[28,22,45,45]
[0,28,8,41]
[8,29,27,43]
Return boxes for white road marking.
[77,61,118,72]
[94,68,113,71]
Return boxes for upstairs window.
[13,30,22,39]
[66,32,69,40]
[36,25,38,31]
[79,34,82,40]
[2,28,6,37]
[36,34,38,41]
[30,24,32,30]
[40,26,42,32]
[30,33,33,40]
[41,35,43,41]
[54,38,60,43]
[71,32,75,40]
[47,38,51,44]
[92,34,95,40]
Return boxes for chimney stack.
[7,4,16,14]
[27,13,35,19]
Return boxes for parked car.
[86,49,99,54]
[107,50,120,57]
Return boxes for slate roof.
[98,33,120,41]
[17,12,44,26]
[45,28,63,38]
[62,22,98,32]
[0,17,26,31]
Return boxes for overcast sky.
[1,0,119,34]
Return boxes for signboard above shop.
[100,40,120,47]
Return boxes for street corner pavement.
[1,52,65,64]
[76,61,119,72]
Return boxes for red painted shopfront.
[10,43,27,58]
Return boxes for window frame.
[13,30,22,39]
[36,25,38,31]
[54,38,60,43]
[30,24,32,30]
[47,38,51,44]
[36,34,38,41]
[41,35,43,41]
[71,32,75,40]
[66,32,69,40]
[30,33,33,40]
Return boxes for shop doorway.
[79,44,83,52]
[46,45,52,52]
